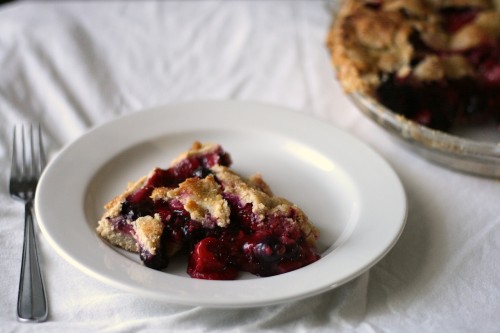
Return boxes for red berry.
[187,237,238,280]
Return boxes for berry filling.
[377,74,500,130]
[131,187,319,279]
[440,7,479,33]
[188,237,238,280]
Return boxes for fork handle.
[17,201,48,322]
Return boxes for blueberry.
[253,237,285,263]
[465,95,486,115]
[140,248,169,270]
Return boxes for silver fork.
[9,125,48,322]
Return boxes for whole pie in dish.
[327,0,500,132]
[96,142,320,280]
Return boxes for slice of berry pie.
[96,142,320,280]
[327,0,500,132]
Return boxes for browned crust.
[135,214,164,255]
[162,175,231,228]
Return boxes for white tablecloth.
[1,1,499,332]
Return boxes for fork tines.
[11,124,46,185]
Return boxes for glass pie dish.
[350,92,500,178]
[326,0,500,178]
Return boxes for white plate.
[35,100,407,308]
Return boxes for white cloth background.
[1,1,499,332]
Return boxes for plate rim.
[35,100,407,307]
